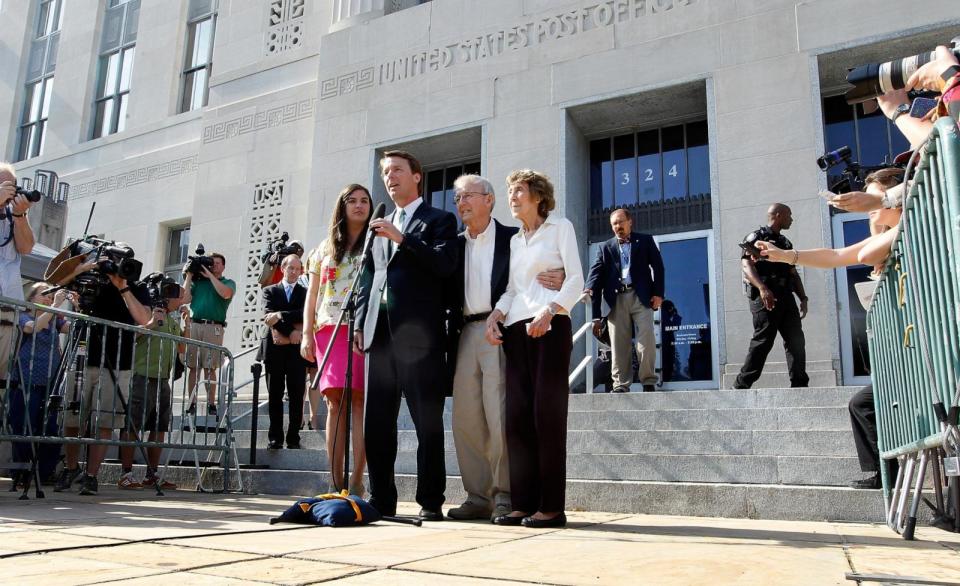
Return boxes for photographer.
[907,45,960,127]
[52,257,151,495]
[181,252,235,418]
[258,234,304,288]
[0,162,37,384]
[117,276,184,490]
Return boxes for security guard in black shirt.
[733,203,809,389]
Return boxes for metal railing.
[568,292,595,392]
[0,294,237,498]
[866,117,960,539]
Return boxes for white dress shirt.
[282,280,295,301]
[495,214,584,327]
[463,219,496,316]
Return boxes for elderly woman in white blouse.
[485,169,583,528]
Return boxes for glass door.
[654,230,719,390]
[832,213,872,386]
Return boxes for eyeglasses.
[453,191,488,204]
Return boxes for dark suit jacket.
[355,201,458,351]
[448,219,518,336]
[584,232,665,318]
[258,281,307,363]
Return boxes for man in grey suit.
[354,150,458,521]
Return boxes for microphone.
[360,202,387,258]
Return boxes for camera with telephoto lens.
[845,37,960,105]
[62,236,143,312]
[140,271,182,309]
[261,232,301,266]
[183,243,215,281]
[816,146,903,194]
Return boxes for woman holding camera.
[485,170,584,528]
[301,184,372,495]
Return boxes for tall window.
[92,0,140,139]
[180,0,217,113]
[821,95,910,192]
[164,225,191,282]
[17,0,64,161]
[588,120,711,241]
[425,160,481,216]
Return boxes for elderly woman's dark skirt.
[502,315,572,514]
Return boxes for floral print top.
[307,241,363,330]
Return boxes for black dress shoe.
[642,384,655,393]
[850,474,881,489]
[267,441,283,450]
[369,499,396,517]
[419,508,444,521]
[611,386,629,393]
[287,443,301,449]
[491,514,524,526]
[521,513,566,528]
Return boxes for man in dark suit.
[260,254,308,450]
[354,150,458,521]
[585,208,665,393]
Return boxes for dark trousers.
[7,384,61,479]
[735,291,808,388]
[850,385,878,472]
[265,346,306,447]
[364,316,446,514]
[502,316,572,514]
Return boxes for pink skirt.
[314,325,365,394]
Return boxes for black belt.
[193,318,226,326]
[464,312,491,323]
[615,284,634,294]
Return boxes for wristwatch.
[890,102,911,123]
[546,305,558,316]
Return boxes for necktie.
[285,285,292,302]
[393,209,407,255]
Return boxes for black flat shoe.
[521,513,566,528]
[419,508,444,521]
[267,441,283,450]
[491,514,524,526]
[850,474,881,489]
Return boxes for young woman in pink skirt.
[301,184,372,495]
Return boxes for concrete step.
[94,464,887,523]
[180,404,853,433]
[723,360,835,375]
[218,447,859,486]
[721,370,839,390]
[218,428,857,458]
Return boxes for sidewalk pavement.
[1,485,959,585]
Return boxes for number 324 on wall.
[621,166,678,185]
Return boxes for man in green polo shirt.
[118,291,184,490]
[182,252,235,418]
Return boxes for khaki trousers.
[607,290,657,388]
[451,321,510,509]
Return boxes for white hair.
[453,174,495,208]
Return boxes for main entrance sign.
[320,0,697,100]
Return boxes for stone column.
[330,0,385,32]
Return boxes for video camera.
[183,243,215,281]
[140,271,182,309]
[845,37,960,105]
[60,236,144,311]
[261,232,301,266]
[816,146,900,193]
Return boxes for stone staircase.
[720,360,839,389]
[101,384,885,523]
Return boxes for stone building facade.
[2,0,957,388]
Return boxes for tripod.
[55,318,164,496]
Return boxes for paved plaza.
[1,486,959,585]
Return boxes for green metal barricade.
[866,117,960,539]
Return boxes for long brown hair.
[325,184,372,263]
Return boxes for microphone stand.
[311,217,421,528]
